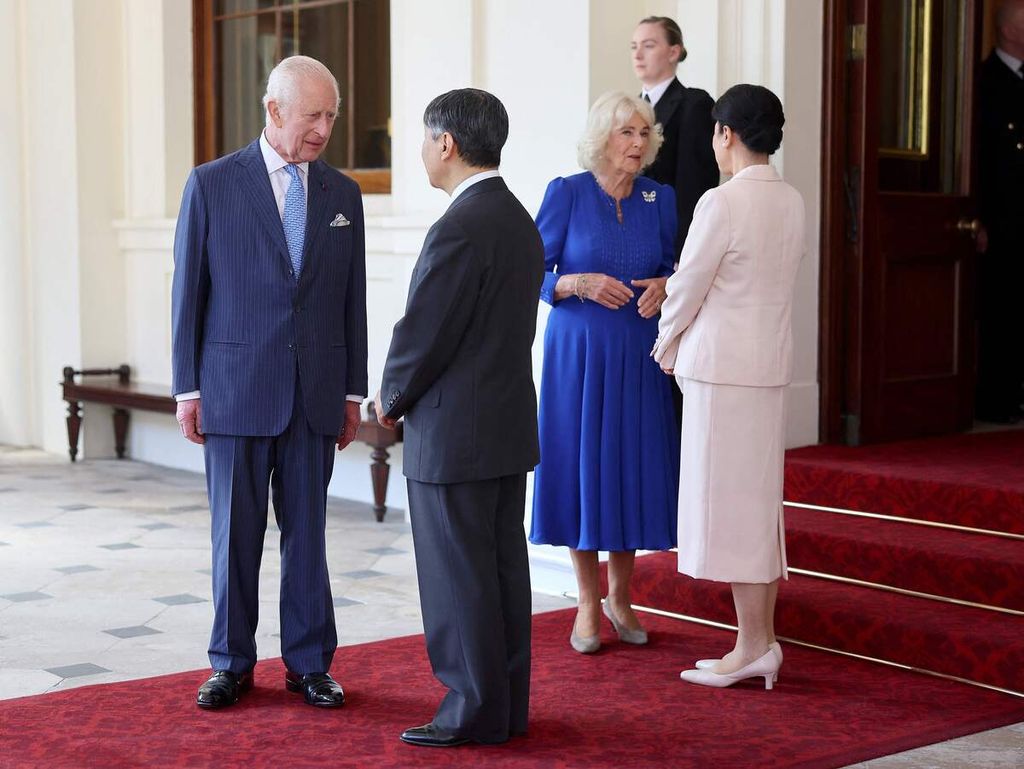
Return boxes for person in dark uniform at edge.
[976,0,1024,424]
[632,15,720,422]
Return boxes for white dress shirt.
[176,132,363,405]
[641,76,676,107]
[451,169,501,203]
[995,47,1024,78]
[260,130,309,217]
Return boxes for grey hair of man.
[262,55,340,123]
[577,91,664,172]
[423,88,509,169]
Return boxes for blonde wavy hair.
[577,91,663,172]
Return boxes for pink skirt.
[676,377,788,583]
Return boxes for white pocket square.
[329,213,351,227]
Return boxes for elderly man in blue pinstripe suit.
[171,55,367,710]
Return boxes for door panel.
[840,0,980,443]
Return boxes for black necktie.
[643,93,651,103]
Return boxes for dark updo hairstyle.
[639,16,688,63]
[711,84,785,155]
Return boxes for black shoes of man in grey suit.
[399,724,471,748]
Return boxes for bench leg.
[112,408,130,459]
[66,401,82,462]
[370,446,391,522]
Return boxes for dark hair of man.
[423,88,509,169]
[711,84,785,155]
[638,16,688,63]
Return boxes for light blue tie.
[282,164,306,279]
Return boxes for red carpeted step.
[630,551,1024,693]
[784,505,1024,611]
[784,430,1024,535]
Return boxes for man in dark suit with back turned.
[976,0,1024,423]
[171,55,367,710]
[375,88,544,748]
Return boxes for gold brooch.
[642,191,657,203]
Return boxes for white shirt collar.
[451,169,501,202]
[259,130,309,177]
[642,76,676,107]
[996,48,1024,78]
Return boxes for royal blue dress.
[530,172,680,551]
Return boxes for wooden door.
[821,0,983,444]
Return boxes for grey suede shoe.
[602,600,648,645]
[570,620,601,654]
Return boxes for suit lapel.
[236,141,291,269]
[654,78,686,127]
[303,161,331,269]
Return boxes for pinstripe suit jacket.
[171,139,368,436]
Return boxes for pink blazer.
[652,164,806,387]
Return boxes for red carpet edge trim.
[632,603,1024,699]
[784,500,1024,541]
[786,567,1024,616]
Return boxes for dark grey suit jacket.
[380,176,544,484]
[643,78,720,256]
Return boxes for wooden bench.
[61,365,403,521]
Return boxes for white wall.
[0,0,31,446]
[22,0,84,457]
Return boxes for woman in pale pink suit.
[652,84,805,690]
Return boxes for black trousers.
[976,241,1024,421]
[406,474,532,743]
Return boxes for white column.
[390,0,474,217]
[781,0,823,447]
[0,0,32,446]
[112,0,197,469]
[675,0,722,96]
[72,0,127,458]
[21,0,83,454]
[122,0,168,220]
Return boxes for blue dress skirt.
[529,173,679,552]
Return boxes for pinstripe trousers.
[203,375,337,675]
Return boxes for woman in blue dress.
[531,92,680,654]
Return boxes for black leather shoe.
[196,669,253,709]
[284,670,345,707]
[399,723,470,748]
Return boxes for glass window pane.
[353,0,391,169]
[877,0,964,194]
[878,0,927,155]
[215,0,284,17]
[217,14,278,156]
[281,2,351,169]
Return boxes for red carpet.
[784,429,1024,533]
[784,504,1024,611]
[1,609,1023,769]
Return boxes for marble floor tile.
[104,625,163,639]
[45,662,111,679]
[1,591,53,603]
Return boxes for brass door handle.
[956,218,981,235]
